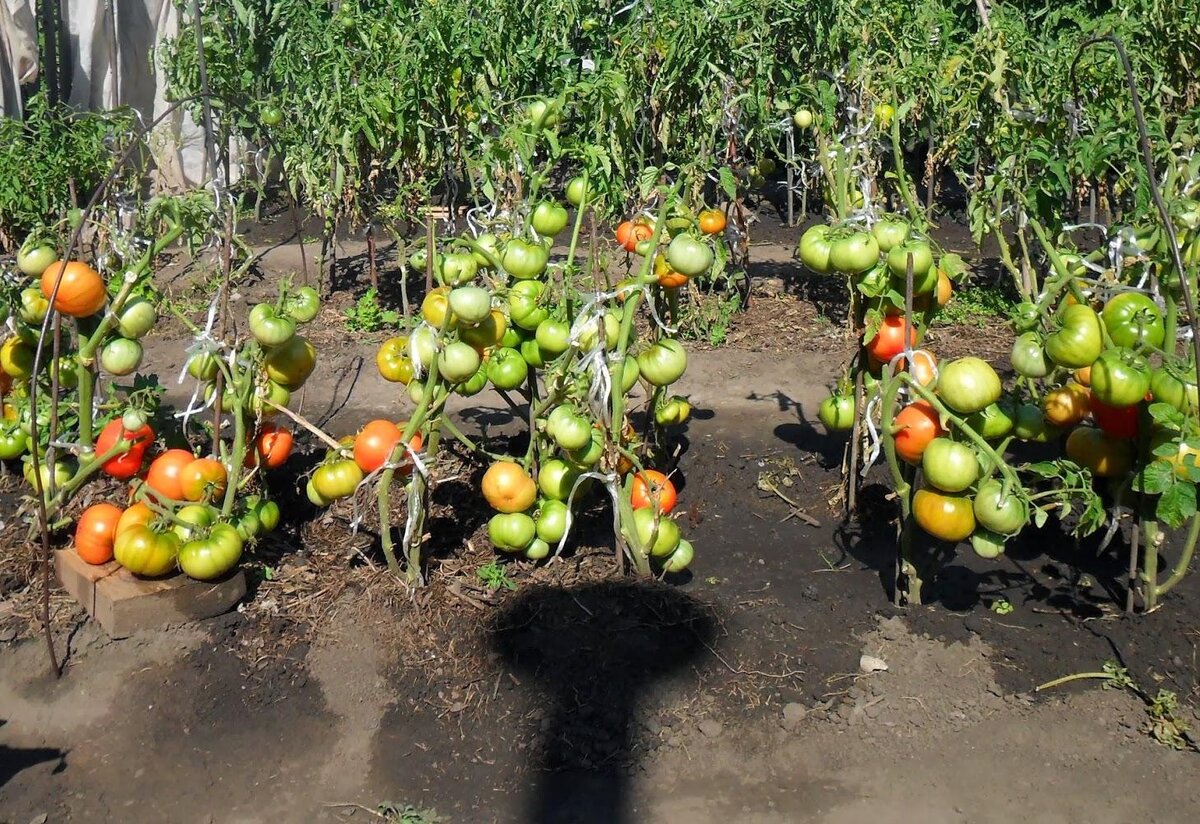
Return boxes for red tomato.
[353,420,423,474]
[246,424,294,469]
[144,449,196,501]
[75,502,124,564]
[893,400,944,464]
[1090,394,1139,439]
[94,419,154,480]
[630,470,678,514]
[866,315,917,363]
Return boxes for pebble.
[859,654,889,673]
[698,719,724,738]
[781,702,808,731]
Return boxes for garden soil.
[3,220,1200,822]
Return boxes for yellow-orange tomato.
[913,488,976,542]
[1043,383,1090,427]
[40,260,107,318]
[897,349,938,387]
[179,457,228,502]
[116,502,155,536]
[1074,366,1092,387]
[893,400,944,464]
[482,461,537,513]
[75,502,124,564]
[1066,426,1134,478]
[698,209,727,235]
[654,253,688,288]
[936,269,953,307]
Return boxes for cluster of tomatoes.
[73,419,288,581]
[305,418,423,506]
[1,248,158,471]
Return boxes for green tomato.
[312,459,364,501]
[438,341,482,384]
[489,512,537,553]
[552,411,593,452]
[637,339,687,387]
[509,280,549,330]
[970,528,1007,560]
[535,319,571,357]
[187,352,220,381]
[527,98,560,130]
[440,252,479,286]
[565,176,592,207]
[577,312,620,351]
[448,286,491,324]
[179,523,244,581]
[100,338,143,376]
[531,201,569,237]
[23,456,74,497]
[1010,302,1041,333]
[937,357,1001,414]
[1089,348,1150,408]
[264,335,317,389]
[114,525,180,577]
[792,109,814,129]
[965,401,1014,440]
[172,504,216,541]
[486,347,529,390]
[17,243,57,277]
[630,508,681,558]
[1044,304,1102,368]
[655,396,692,427]
[255,499,281,533]
[886,241,936,292]
[610,354,640,394]
[796,224,833,273]
[524,538,551,561]
[0,424,29,460]
[18,288,48,325]
[502,239,550,280]
[921,438,979,493]
[456,364,489,396]
[1010,332,1050,378]
[855,262,890,298]
[666,235,714,277]
[536,500,571,544]
[248,303,297,347]
[283,286,321,323]
[236,508,262,542]
[116,297,157,339]
[818,394,855,432]
[538,459,580,500]
[829,231,880,274]
[568,428,604,468]
[1101,292,1164,350]
[661,538,694,572]
[1013,403,1058,443]
[973,479,1029,535]
[1150,364,1199,413]
[261,105,284,127]
[871,219,910,253]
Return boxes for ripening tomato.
[145,449,196,501]
[40,260,106,317]
[113,524,180,577]
[116,502,155,536]
[1042,383,1090,428]
[482,461,537,513]
[1066,426,1133,478]
[179,457,228,502]
[913,488,976,543]
[616,220,653,253]
[698,209,726,235]
[654,253,688,288]
[75,502,124,565]
[630,470,678,514]
[893,400,944,464]
[866,315,917,364]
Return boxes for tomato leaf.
[1133,460,1175,495]
[718,166,737,201]
[1033,506,1049,528]
[1157,481,1196,529]
[1149,402,1186,430]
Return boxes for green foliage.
[343,288,400,332]
[0,93,136,250]
[476,561,516,591]
[376,802,442,824]
[933,281,1010,327]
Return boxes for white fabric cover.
[0,0,38,118]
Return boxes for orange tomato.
[615,220,653,252]
[144,449,196,501]
[40,260,107,318]
[75,502,124,565]
[866,315,918,364]
[893,400,944,464]
[179,457,228,502]
[654,253,688,288]
[630,470,678,514]
[482,461,537,513]
[1074,366,1092,387]
[1043,383,1090,428]
[891,349,938,386]
[246,424,294,469]
[117,502,155,536]
[353,419,423,474]
[698,209,726,235]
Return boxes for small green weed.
[477,561,516,591]
[377,802,441,824]
[934,282,1010,327]
[344,287,400,332]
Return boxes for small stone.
[781,702,808,731]
[698,719,724,738]
[859,654,888,673]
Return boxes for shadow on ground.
[490,581,716,824]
